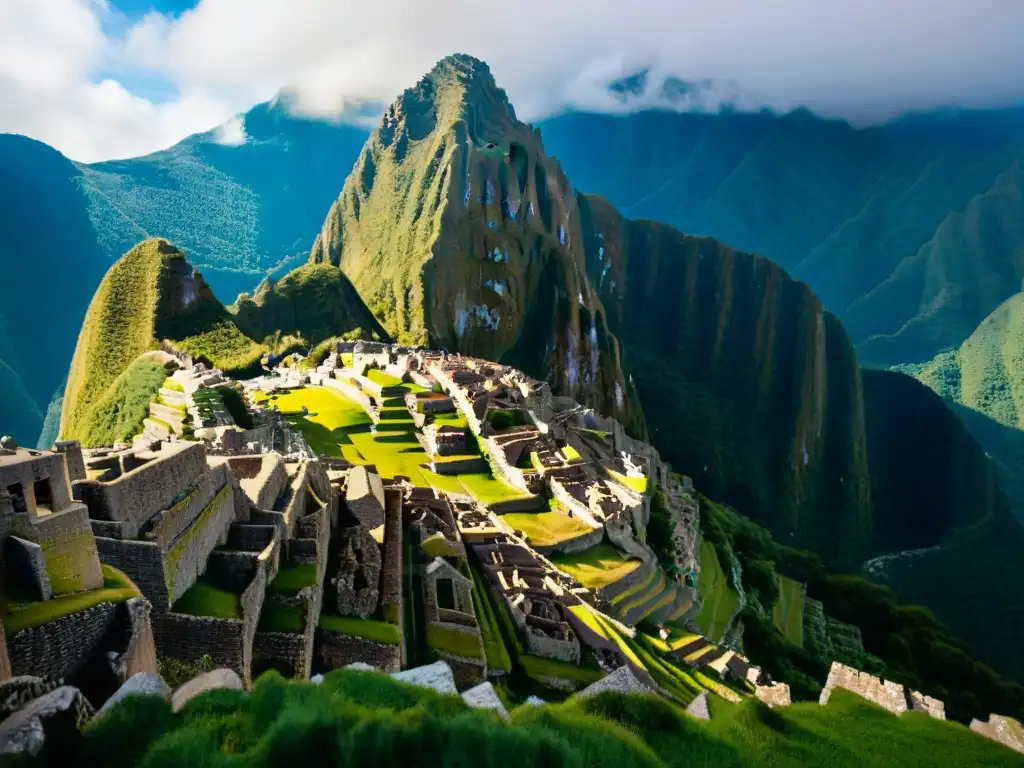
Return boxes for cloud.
[4,0,1024,162]
[213,113,248,146]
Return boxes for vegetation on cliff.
[696,492,1024,724]
[229,263,387,346]
[58,669,1024,767]
[540,107,1024,367]
[60,238,264,445]
[307,54,641,428]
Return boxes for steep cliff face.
[309,54,640,428]
[577,194,872,563]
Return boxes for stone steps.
[621,572,670,625]
[651,583,694,624]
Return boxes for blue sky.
[3,0,1024,163]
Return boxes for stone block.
[171,668,243,713]
[0,685,94,758]
[970,714,1024,755]
[4,536,52,601]
[686,690,710,720]
[755,683,791,708]
[391,661,458,695]
[818,661,906,715]
[94,673,172,721]
[908,690,945,720]
[577,665,654,699]
[461,682,509,720]
[0,677,58,722]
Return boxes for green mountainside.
[539,108,1024,365]
[77,99,371,302]
[577,194,870,564]
[229,262,388,346]
[308,54,641,427]
[0,133,111,445]
[60,238,264,446]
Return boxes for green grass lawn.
[431,410,468,428]
[318,613,402,645]
[257,386,526,505]
[519,654,605,684]
[502,511,595,547]
[365,368,404,387]
[470,570,512,673]
[773,574,805,647]
[426,622,485,660]
[2,565,140,634]
[693,539,741,643]
[173,578,242,619]
[268,563,318,595]
[550,544,643,589]
[257,600,305,633]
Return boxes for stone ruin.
[334,526,381,619]
[971,713,1024,755]
[819,661,945,720]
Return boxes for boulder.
[391,661,458,695]
[686,690,711,720]
[755,683,792,708]
[576,666,654,699]
[0,686,94,757]
[970,714,1024,755]
[94,673,171,721]
[345,662,377,672]
[461,682,509,720]
[0,676,59,722]
[171,668,243,713]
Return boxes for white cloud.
[4,0,1024,162]
[213,113,248,146]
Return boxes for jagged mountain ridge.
[309,54,641,428]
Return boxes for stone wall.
[8,603,118,682]
[165,484,235,604]
[53,441,86,483]
[74,443,207,537]
[205,551,259,594]
[908,690,946,720]
[970,714,1024,754]
[818,661,908,715]
[380,490,404,630]
[0,619,9,682]
[152,612,247,681]
[5,536,52,601]
[96,537,170,611]
[227,455,287,509]
[1,503,105,595]
[253,631,309,679]
[119,598,158,681]
[316,630,401,672]
[436,652,486,689]
[345,467,385,529]
[148,464,229,551]
[227,524,276,552]
[430,457,489,475]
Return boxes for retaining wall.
[8,603,118,682]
